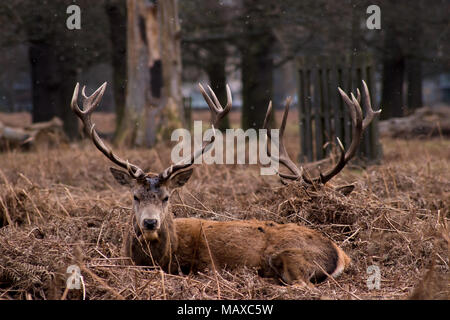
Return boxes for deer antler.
[71,82,232,183]
[265,80,381,185]
[71,82,146,180]
[263,97,303,180]
[159,84,232,181]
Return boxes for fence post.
[183,96,192,131]
[296,54,382,164]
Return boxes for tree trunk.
[158,0,184,140]
[351,0,362,54]
[381,27,405,120]
[115,0,155,147]
[105,0,127,140]
[29,40,79,139]
[59,64,80,139]
[241,33,274,130]
[29,41,61,123]
[406,58,423,111]
[205,44,229,130]
[116,0,183,146]
[406,15,423,112]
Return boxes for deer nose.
[143,219,158,230]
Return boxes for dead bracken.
[0,113,448,299]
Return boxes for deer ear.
[110,167,134,186]
[335,184,355,196]
[167,168,194,189]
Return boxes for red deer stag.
[70,80,379,285]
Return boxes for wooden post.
[312,59,323,160]
[296,54,382,164]
[298,65,308,162]
[183,96,192,131]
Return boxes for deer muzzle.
[138,207,162,241]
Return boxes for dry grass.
[0,110,448,300]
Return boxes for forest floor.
[0,110,448,300]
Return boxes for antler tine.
[320,88,362,184]
[159,135,216,180]
[71,82,145,180]
[159,84,231,181]
[338,87,357,127]
[302,136,347,185]
[207,85,223,112]
[81,85,103,110]
[198,83,232,128]
[344,92,363,162]
[263,81,380,186]
[302,82,370,185]
[263,100,272,130]
[72,82,107,117]
[264,98,303,180]
[361,80,382,130]
[70,83,81,113]
[126,160,145,179]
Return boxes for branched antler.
[71,82,232,183]
[265,80,381,185]
[263,97,303,180]
[159,84,232,181]
[71,82,146,180]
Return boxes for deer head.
[71,82,231,241]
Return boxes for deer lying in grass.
[70,81,380,285]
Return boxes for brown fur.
[112,166,350,284]
[125,215,351,284]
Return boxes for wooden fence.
[296,54,382,163]
[183,96,192,130]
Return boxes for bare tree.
[105,0,127,140]
[0,0,111,139]
[115,0,183,147]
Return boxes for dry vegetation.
[0,110,448,300]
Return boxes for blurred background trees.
[0,0,112,138]
[0,0,448,144]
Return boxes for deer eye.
[133,195,140,202]
[162,195,169,203]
